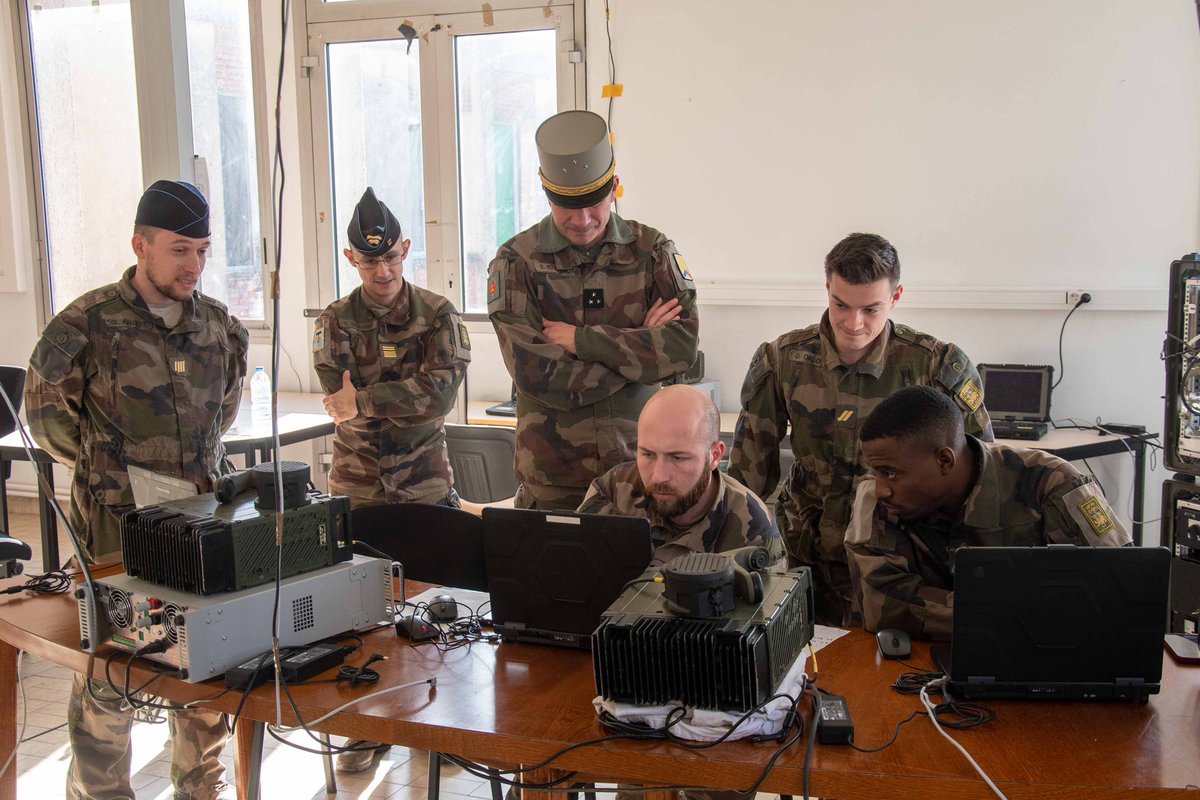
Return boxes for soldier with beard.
[578,385,783,567]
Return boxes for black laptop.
[978,363,1053,440]
[934,546,1170,702]
[481,507,652,649]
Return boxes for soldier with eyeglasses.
[313,187,471,512]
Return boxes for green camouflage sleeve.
[220,316,249,436]
[1043,474,1133,547]
[932,343,994,442]
[573,240,700,384]
[25,313,89,467]
[845,479,953,639]
[577,478,618,516]
[727,342,787,499]
[487,255,630,412]
[359,310,470,422]
[311,311,346,396]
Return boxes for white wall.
[1,0,1197,545]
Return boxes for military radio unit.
[76,461,392,681]
[1161,253,1200,661]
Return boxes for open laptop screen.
[481,507,652,649]
[977,364,1053,422]
[942,546,1169,701]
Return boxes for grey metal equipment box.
[78,555,392,682]
[593,568,814,713]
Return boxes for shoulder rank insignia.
[381,344,398,360]
[487,273,501,305]
[172,358,187,375]
[957,378,983,412]
[1078,496,1114,536]
[458,323,472,351]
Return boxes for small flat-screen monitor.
[978,364,1053,422]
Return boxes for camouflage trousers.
[66,673,230,800]
[777,505,858,628]
[514,483,588,512]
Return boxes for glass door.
[306,5,579,311]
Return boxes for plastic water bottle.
[250,366,271,425]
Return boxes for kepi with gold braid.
[536,110,617,209]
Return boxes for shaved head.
[636,386,724,522]
[639,385,720,448]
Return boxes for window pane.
[185,0,265,320]
[455,30,556,314]
[327,40,426,298]
[27,0,143,313]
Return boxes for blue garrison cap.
[347,187,403,258]
[135,180,210,238]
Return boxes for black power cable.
[1053,292,1091,390]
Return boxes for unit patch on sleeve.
[487,272,502,305]
[1078,496,1114,536]
[673,253,696,290]
[957,378,984,412]
[312,321,325,353]
[458,323,471,351]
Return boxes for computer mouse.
[427,594,458,623]
[876,628,911,659]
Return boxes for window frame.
[16,0,278,336]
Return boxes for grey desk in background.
[0,411,333,571]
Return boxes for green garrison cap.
[347,187,403,257]
[536,110,616,209]
[135,180,210,238]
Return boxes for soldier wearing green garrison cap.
[26,178,245,799]
[487,110,700,511]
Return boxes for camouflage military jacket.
[313,282,470,504]
[845,435,1132,639]
[729,314,992,568]
[26,266,248,561]
[578,462,784,566]
[487,214,699,488]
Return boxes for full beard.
[644,469,712,519]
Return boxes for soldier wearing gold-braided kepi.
[487,110,700,511]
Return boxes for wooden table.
[0,580,1196,800]
[0,392,332,570]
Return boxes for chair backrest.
[0,366,26,438]
[444,423,518,503]
[351,502,488,591]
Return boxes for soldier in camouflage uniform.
[488,110,699,510]
[26,180,244,799]
[314,187,470,509]
[314,188,470,773]
[728,232,992,627]
[846,386,1130,639]
[579,385,783,567]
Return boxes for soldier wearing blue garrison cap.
[27,178,244,799]
[314,187,471,771]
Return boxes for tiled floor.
[3,505,781,799]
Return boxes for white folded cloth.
[592,650,808,742]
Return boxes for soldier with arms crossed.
[26,180,246,799]
[313,187,470,770]
[729,232,992,626]
[845,386,1130,639]
[488,110,699,511]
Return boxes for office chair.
[351,502,500,800]
[0,366,27,536]
[444,424,518,504]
